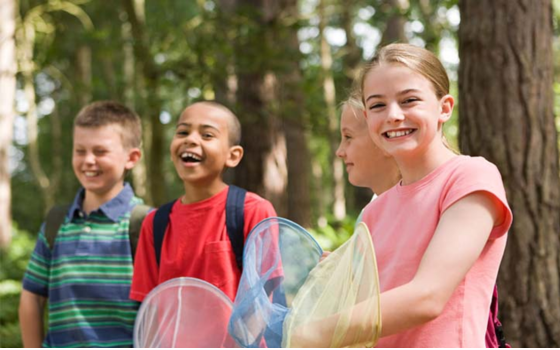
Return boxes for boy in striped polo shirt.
[19,101,147,347]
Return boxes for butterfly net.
[228,217,323,348]
[282,222,381,348]
[133,277,237,348]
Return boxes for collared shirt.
[23,183,144,348]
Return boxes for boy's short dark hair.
[74,101,142,149]
[193,101,241,146]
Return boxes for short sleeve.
[130,211,159,302]
[22,224,52,297]
[242,196,278,239]
[440,157,513,240]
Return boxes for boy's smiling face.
[170,103,243,188]
[72,124,140,203]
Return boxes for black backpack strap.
[153,200,176,267]
[45,205,70,250]
[226,185,247,270]
[129,204,151,261]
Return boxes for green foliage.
[0,226,36,348]
[308,214,358,251]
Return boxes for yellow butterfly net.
[282,222,381,348]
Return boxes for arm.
[19,290,47,348]
[378,191,501,337]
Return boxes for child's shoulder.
[452,155,501,178]
[243,190,273,207]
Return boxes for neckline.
[395,155,464,195]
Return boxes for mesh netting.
[133,219,381,348]
[282,222,381,348]
[228,217,323,348]
[133,277,237,348]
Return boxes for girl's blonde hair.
[360,43,449,100]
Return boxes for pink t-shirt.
[362,155,513,348]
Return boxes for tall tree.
[277,0,312,228]
[0,0,17,248]
[230,1,289,216]
[318,0,346,220]
[122,0,166,206]
[380,0,409,46]
[459,0,560,346]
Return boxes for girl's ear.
[226,145,244,168]
[125,148,142,170]
[438,94,454,123]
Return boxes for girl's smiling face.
[362,63,454,160]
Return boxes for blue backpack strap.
[226,185,247,270]
[153,200,176,267]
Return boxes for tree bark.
[380,0,409,46]
[318,0,346,220]
[459,0,560,346]
[231,0,289,217]
[277,0,311,228]
[0,0,17,248]
[122,0,166,206]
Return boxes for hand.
[319,251,331,263]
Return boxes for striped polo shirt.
[22,183,143,347]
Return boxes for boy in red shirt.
[130,102,277,302]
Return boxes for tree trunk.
[318,0,346,220]
[380,0,409,46]
[459,0,560,346]
[121,16,150,203]
[231,0,289,216]
[277,0,311,228]
[122,0,165,206]
[0,0,17,248]
[18,20,55,212]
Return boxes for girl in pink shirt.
[363,43,512,347]
[294,44,512,347]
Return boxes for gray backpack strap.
[45,205,70,250]
[129,204,151,260]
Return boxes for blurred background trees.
[1,0,559,346]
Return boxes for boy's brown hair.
[74,101,142,149]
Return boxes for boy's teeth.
[85,171,98,177]
[180,152,202,162]
[386,129,413,138]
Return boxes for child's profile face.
[170,103,241,186]
[362,64,453,160]
[72,124,138,201]
[336,105,397,191]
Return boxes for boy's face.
[72,124,140,202]
[170,104,243,187]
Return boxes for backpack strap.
[153,200,176,266]
[44,205,70,250]
[129,204,151,261]
[152,186,247,269]
[226,185,247,270]
[491,284,508,348]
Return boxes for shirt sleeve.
[130,211,159,302]
[22,224,51,297]
[440,157,513,240]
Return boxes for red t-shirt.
[130,186,277,302]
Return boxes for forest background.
[0,0,559,347]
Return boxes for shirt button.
[79,211,84,217]
[84,226,91,233]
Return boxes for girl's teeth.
[85,171,98,177]
[387,129,413,138]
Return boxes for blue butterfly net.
[228,217,323,348]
